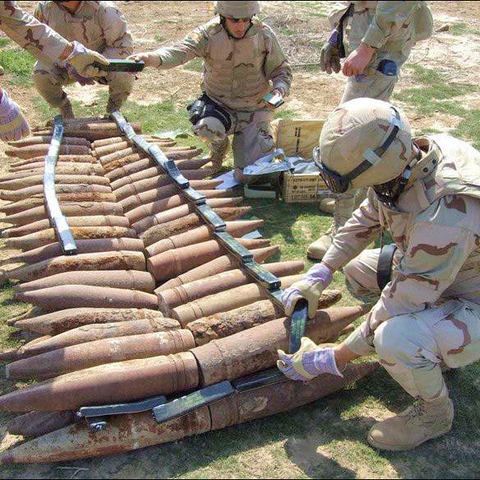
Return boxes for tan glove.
[128,52,162,68]
[67,41,109,78]
[320,42,341,75]
[0,90,30,142]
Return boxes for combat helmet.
[314,98,415,205]
[214,1,260,18]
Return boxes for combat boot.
[367,396,454,451]
[307,192,355,260]
[318,197,335,215]
[210,137,230,172]
[59,100,75,119]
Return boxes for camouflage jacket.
[0,1,72,67]
[34,1,133,60]
[155,17,292,111]
[323,134,480,355]
[328,1,433,69]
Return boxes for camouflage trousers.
[193,109,275,184]
[344,248,480,401]
[33,66,134,112]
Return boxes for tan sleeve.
[155,25,208,70]
[99,4,133,59]
[327,1,353,29]
[362,1,420,49]
[322,192,383,272]
[0,1,71,66]
[263,26,292,97]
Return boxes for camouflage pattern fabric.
[154,17,292,112]
[0,1,72,67]
[322,134,480,400]
[32,1,134,111]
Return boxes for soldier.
[280,98,480,451]
[129,1,292,180]
[0,0,109,140]
[32,1,134,118]
[308,1,433,260]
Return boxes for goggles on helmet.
[315,107,403,194]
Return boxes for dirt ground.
[1,1,480,478]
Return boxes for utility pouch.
[186,93,232,131]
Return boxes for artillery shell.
[7,411,78,437]
[0,174,109,191]
[5,144,90,159]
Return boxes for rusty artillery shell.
[0,174,109,191]
[14,270,155,293]
[32,123,141,141]
[3,216,130,238]
[157,261,305,314]
[14,285,159,312]
[132,197,243,235]
[5,144,90,159]
[10,155,97,170]
[158,246,279,291]
[113,169,214,201]
[106,156,210,182]
[0,183,112,202]
[8,136,91,148]
[14,318,180,357]
[125,189,234,225]
[0,192,117,215]
[140,206,252,247]
[14,308,169,336]
[7,411,77,438]
[2,202,123,227]
[0,162,104,178]
[92,136,175,148]
[0,351,199,412]
[146,220,264,257]
[0,362,376,464]
[5,226,137,251]
[119,179,222,212]
[96,141,189,158]
[147,237,271,282]
[7,330,196,380]
[6,251,146,283]
[0,305,367,412]
[4,238,145,265]
[187,291,343,347]
[171,274,303,327]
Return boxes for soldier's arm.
[362,1,421,49]
[154,26,209,70]
[0,1,73,66]
[263,27,292,96]
[99,4,133,59]
[323,191,383,272]
[346,199,479,355]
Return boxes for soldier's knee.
[343,258,364,293]
[108,72,135,94]
[193,117,227,143]
[32,70,56,90]
[373,315,417,361]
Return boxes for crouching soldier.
[280,98,480,451]
[32,1,134,118]
[130,1,292,180]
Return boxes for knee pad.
[193,117,227,143]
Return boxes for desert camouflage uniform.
[32,1,134,112]
[322,1,433,242]
[154,17,292,177]
[323,134,480,401]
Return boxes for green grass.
[0,38,11,48]
[0,48,36,86]
[450,22,469,36]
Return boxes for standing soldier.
[280,98,480,451]
[0,0,109,140]
[308,1,433,260]
[33,1,134,118]
[130,1,292,179]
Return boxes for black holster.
[186,93,232,132]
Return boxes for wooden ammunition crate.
[281,171,329,203]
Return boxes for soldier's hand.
[277,338,343,381]
[342,43,375,77]
[0,90,30,142]
[281,263,333,318]
[320,42,341,75]
[127,52,162,68]
[67,41,109,78]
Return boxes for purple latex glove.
[281,263,333,318]
[277,337,343,381]
[0,90,30,142]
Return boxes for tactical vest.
[202,19,271,111]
